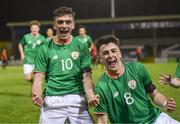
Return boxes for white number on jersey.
[124,92,134,105]
[61,58,73,71]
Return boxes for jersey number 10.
[61,58,73,71]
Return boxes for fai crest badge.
[128,80,136,89]
[71,51,79,60]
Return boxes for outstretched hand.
[159,73,171,85]
[165,98,176,112]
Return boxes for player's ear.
[53,22,56,30]
[72,23,75,30]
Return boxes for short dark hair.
[95,35,120,52]
[53,6,75,19]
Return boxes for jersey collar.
[105,64,125,79]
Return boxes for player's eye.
[65,20,72,24]
[57,20,72,25]
[102,51,109,56]
[57,20,64,25]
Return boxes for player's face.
[30,25,40,36]
[54,15,75,40]
[46,28,54,37]
[99,43,122,71]
[79,28,86,36]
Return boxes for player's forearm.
[83,72,95,99]
[97,114,108,124]
[18,44,24,56]
[151,89,167,107]
[32,73,44,97]
[170,78,180,88]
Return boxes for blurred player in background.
[75,25,97,63]
[94,35,179,124]
[18,20,46,83]
[135,46,143,61]
[0,47,8,69]
[46,27,54,42]
[159,63,180,88]
[32,6,99,124]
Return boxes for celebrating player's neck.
[54,35,72,45]
[106,63,124,79]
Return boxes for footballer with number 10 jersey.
[34,37,91,96]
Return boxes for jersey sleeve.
[175,63,180,78]
[20,35,26,46]
[94,83,107,114]
[138,63,152,86]
[80,45,91,69]
[33,46,47,73]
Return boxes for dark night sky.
[0,0,180,40]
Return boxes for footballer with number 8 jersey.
[32,6,99,124]
[94,35,179,124]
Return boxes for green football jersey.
[34,37,91,96]
[75,35,92,49]
[94,62,160,123]
[175,63,180,78]
[20,33,46,64]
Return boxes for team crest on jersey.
[37,40,42,45]
[128,80,136,89]
[83,38,88,42]
[28,41,32,44]
[71,51,79,60]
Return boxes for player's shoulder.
[39,34,46,39]
[73,37,86,47]
[23,33,31,38]
[124,62,145,74]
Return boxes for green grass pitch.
[0,63,179,123]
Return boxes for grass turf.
[0,63,179,123]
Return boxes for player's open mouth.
[60,29,69,34]
[107,58,117,68]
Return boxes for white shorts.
[154,112,180,124]
[23,64,34,75]
[39,94,93,124]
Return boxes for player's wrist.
[167,75,172,83]
[162,100,167,107]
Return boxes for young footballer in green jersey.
[18,20,46,82]
[159,63,180,88]
[32,7,99,124]
[75,25,97,61]
[94,35,179,124]
[75,25,94,51]
[46,27,54,42]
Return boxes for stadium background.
[0,0,180,123]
